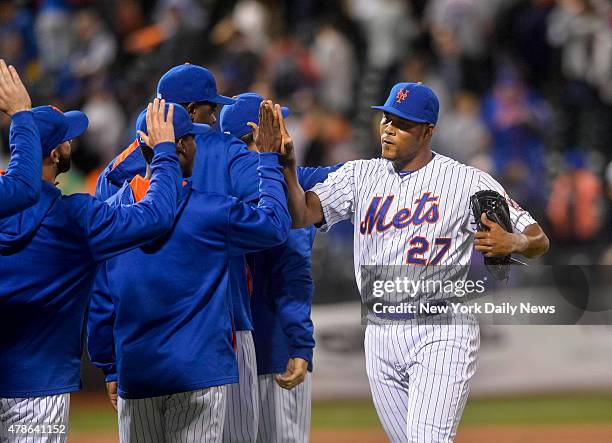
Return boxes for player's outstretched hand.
[276,103,296,168]
[137,98,175,148]
[254,100,282,153]
[0,59,31,116]
[474,213,527,257]
[246,121,260,152]
[106,381,118,412]
[275,357,308,390]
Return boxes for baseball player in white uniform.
[278,83,549,442]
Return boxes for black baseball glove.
[470,190,525,281]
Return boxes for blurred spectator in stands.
[82,75,126,166]
[0,0,37,72]
[265,33,319,105]
[434,90,490,165]
[425,0,500,94]
[153,0,207,34]
[547,0,610,152]
[546,150,605,247]
[312,19,356,115]
[494,0,556,90]
[35,0,70,74]
[481,67,551,215]
[548,0,599,85]
[589,0,612,105]
[346,0,417,70]
[70,9,116,79]
[220,0,270,55]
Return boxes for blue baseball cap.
[219,93,290,139]
[156,64,235,105]
[371,82,439,125]
[135,102,209,147]
[31,106,89,156]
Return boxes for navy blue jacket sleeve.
[67,142,182,262]
[297,163,343,191]
[0,111,41,216]
[275,227,316,362]
[228,139,260,202]
[87,262,117,382]
[227,153,290,255]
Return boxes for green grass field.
[69,393,612,433]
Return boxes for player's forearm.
[283,166,310,228]
[1,111,41,215]
[513,224,549,258]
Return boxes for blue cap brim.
[62,111,89,142]
[280,107,290,118]
[371,106,430,124]
[209,95,236,105]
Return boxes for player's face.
[380,112,433,166]
[188,102,217,125]
[177,135,196,178]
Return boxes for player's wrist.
[8,105,31,116]
[511,233,529,254]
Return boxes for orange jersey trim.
[112,139,140,171]
[129,175,150,203]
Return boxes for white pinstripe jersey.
[309,153,536,296]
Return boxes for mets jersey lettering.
[359,193,440,235]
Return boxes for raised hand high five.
[0,60,31,116]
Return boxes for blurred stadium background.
[1,0,611,441]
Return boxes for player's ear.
[49,145,61,164]
[425,124,435,140]
[175,138,186,157]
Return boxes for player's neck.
[42,164,58,185]
[393,148,433,173]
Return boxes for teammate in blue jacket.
[0,59,42,216]
[220,93,341,443]
[88,100,290,442]
[0,99,182,442]
[94,64,264,442]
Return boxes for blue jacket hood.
[0,181,59,254]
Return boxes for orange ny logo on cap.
[395,88,409,104]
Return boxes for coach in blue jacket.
[0,99,182,442]
[0,59,42,217]
[220,93,342,443]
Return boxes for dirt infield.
[68,424,612,443]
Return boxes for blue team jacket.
[95,129,258,332]
[0,143,181,397]
[249,165,341,375]
[0,111,41,217]
[91,153,290,399]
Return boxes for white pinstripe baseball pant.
[257,373,311,443]
[118,386,226,443]
[365,315,479,443]
[222,330,259,443]
[0,394,70,443]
